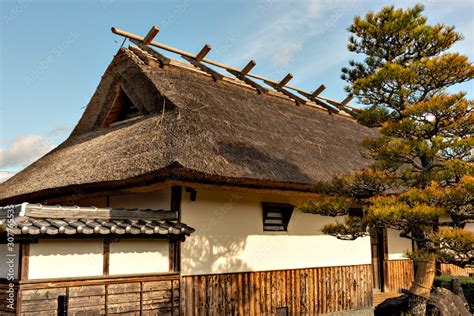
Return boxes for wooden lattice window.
[262,203,294,232]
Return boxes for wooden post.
[58,295,68,316]
[311,85,326,98]
[171,186,182,273]
[278,73,293,88]
[20,243,29,281]
[340,95,353,106]
[195,44,211,63]
[103,240,110,276]
[241,60,256,75]
[143,26,159,45]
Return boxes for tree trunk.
[408,252,436,315]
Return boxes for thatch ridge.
[0,47,377,204]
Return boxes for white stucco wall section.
[387,228,412,260]
[181,190,371,276]
[28,240,103,279]
[465,223,474,232]
[109,239,169,275]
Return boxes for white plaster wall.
[181,190,371,276]
[109,188,171,210]
[0,244,19,280]
[28,240,103,279]
[464,223,473,232]
[109,239,169,275]
[387,228,412,260]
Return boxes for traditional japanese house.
[1,26,457,315]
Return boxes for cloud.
[271,42,302,68]
[0,171,15,183]
[223,2,319,67]
[0,135,55,169]
[49,124,71,137]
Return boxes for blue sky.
[0,0,473,180]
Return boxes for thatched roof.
[0,47,377,204]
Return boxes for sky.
[0,0,473,182]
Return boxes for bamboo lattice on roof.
[110,26,357,115]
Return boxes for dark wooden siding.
[0,282,17,315]
[181,264,373,315]
[16,274,179,315]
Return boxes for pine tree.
[301,5,474,314]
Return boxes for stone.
[426,287,471,316]
[375,288,471,316]
[374,294,409,316]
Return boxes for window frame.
[261,202,294,232]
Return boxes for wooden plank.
[107,301,141,313]
[68,295,106,307]
[278,73,293,88]
[322,267,328,314]
[68,285,105,297]
[143,26,159,45]
[308,268,314,314]
[199,276,206,315]
[340,95,353,106]
[243,273,250,316]
[20,243,29,281]
[254,272,260,315]
[195,44,211,63]
[311,84,326,98]
[241,60,256,75]
[107,283,141,295]
[237,273,244,315]
[103,240,110,276]
[20,287,66,301]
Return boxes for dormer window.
[262,203,294,232]
[103,86,144,127]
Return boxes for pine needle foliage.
[302,5,473,270]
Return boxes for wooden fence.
[15,274,179,315]
[384,260,474,294]
[440,264,474,276]
[384,259,414,293]
[181,264,373,315]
